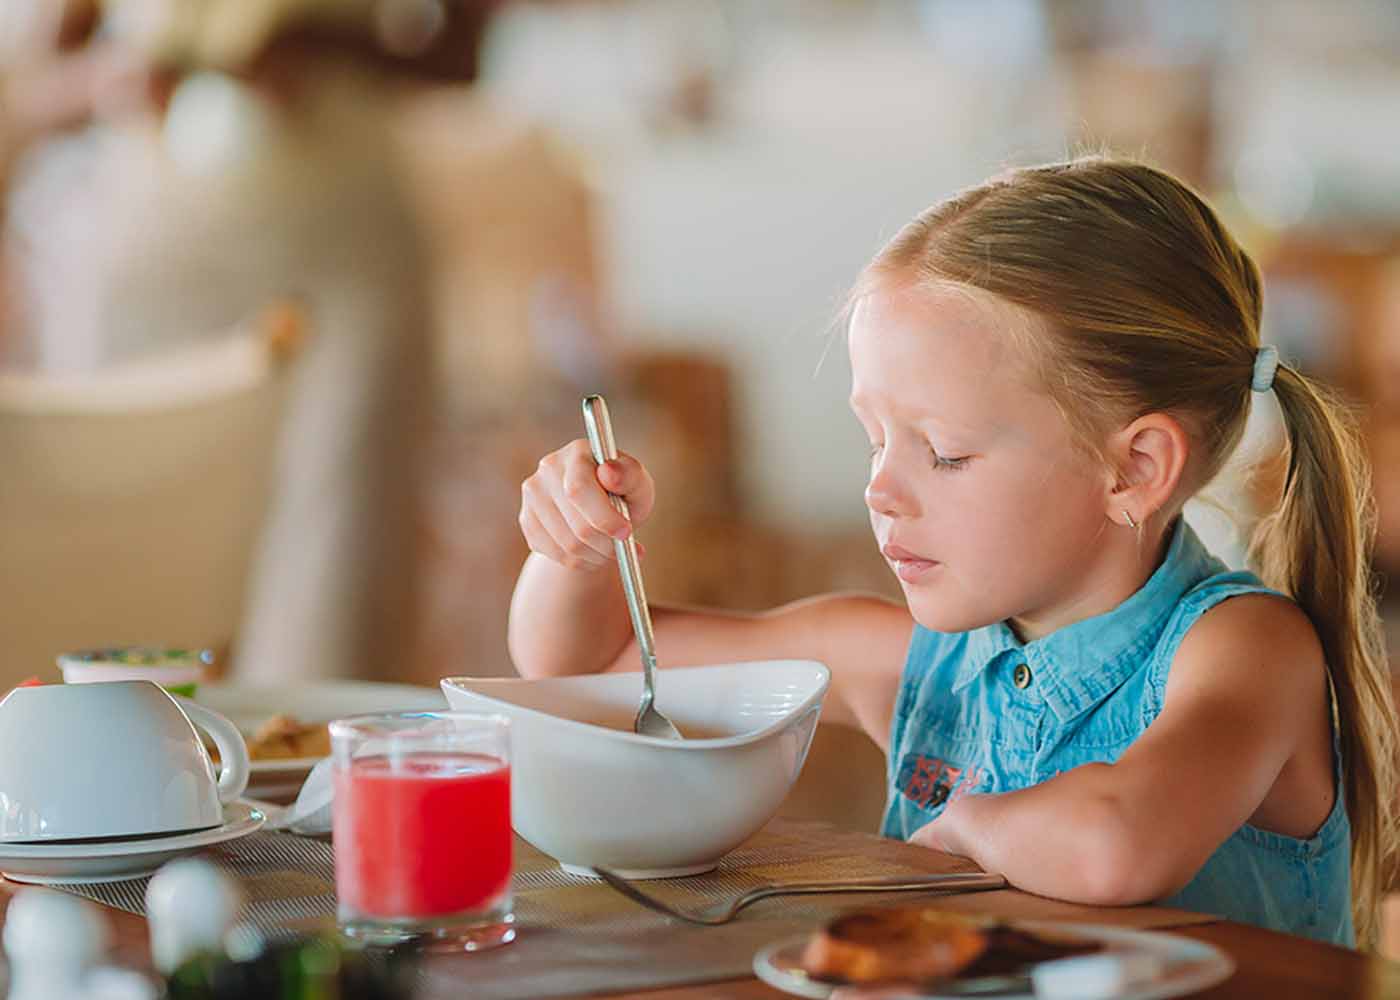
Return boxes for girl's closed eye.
[867,439,970,470]
[929,446,970,471]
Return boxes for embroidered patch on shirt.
[895,753,983,811]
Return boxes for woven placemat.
[51,820,1217,999]
[57,831,337,939]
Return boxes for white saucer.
[0,801,265,885]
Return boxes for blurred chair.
[0,304,305,690]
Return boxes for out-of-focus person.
[0,0,497,682]
[0,0,159,361]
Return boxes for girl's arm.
[507,441,915,745]
[912,594,1330,902]
[513,549,912,743]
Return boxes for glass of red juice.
[330,711,514,951]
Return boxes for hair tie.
[1251,345,1279,393]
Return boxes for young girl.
[508,157,1397,947]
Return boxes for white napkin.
[261,758,334,835]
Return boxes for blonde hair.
[861,156,1396,944]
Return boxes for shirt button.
[930,783,950,807]
[1013,663,1033,689]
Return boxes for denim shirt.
[880,519,1353,945]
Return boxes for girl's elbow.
[1071,802,1191,905]
[506,623,559,679]
[1074,855,1169,906]
[504,626,537,678]
[507,642,564,679]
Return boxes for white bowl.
[441,660,829,878]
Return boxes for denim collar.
[952,519,1217,721]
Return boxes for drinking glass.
[330,712,514,951]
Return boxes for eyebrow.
[848,392,994,442]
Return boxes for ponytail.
[1251,365,1397,947]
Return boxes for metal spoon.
[581,394,684,741]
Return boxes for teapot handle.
[177,699,251,804]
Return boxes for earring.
[1122,510,1138,529]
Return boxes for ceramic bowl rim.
[440,659,830,750]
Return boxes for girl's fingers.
[557,440,654,528]
[518,508,567,565]
[519,440,652,569]
[596,457,632,493]
[554,486,622,561]
[561,457,632,540]
[596,452,655,523]
[528,493,609,570]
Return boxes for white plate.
[195,681,448,776]
[753,922,1234,1000]
[0,801,265,884]
[245,756,327,776]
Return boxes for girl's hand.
[518,439,655,571]
[908,799,977,859]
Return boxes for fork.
[589,867,1008,925]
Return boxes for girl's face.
[849,280,1119,638]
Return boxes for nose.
[865,455,908,518]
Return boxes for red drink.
[334,753,513,920]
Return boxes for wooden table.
[2,829,1397,1000]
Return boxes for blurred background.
[3,0,1399,699]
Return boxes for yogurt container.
[58,647,213,697]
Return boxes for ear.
[1103,412,1190,528]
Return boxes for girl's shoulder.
[1151,578,1325,717]
[1178,589,1322,666]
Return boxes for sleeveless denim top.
[881,519,1354,945]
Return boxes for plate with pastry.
[753,906,1233,1000]
[194,681,447,800]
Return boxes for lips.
[881,543,939,583]
[882,543,932,564]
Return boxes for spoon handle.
[581,396,659,675]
